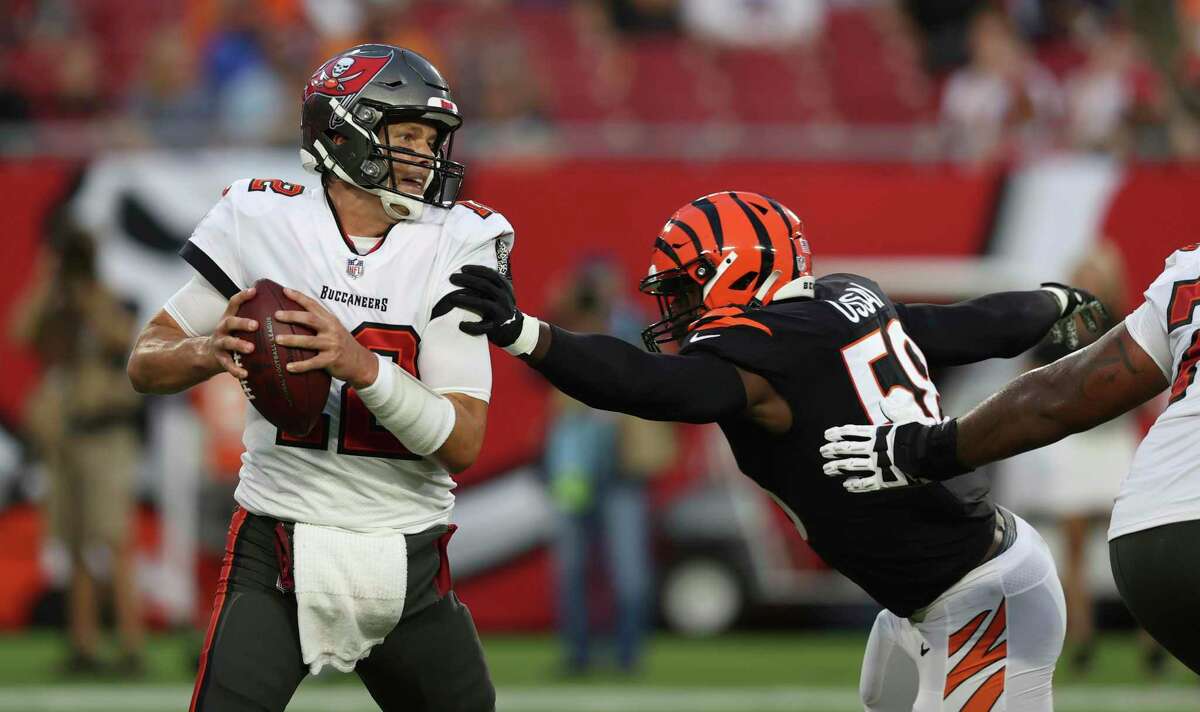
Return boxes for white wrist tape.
[503,314,542,356]
[1041,286,1070,316]
[355,354,456,456]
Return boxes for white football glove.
[820,423,929,493]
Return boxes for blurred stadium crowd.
[4,0,1200,160]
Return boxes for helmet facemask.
[304,96,465,221]
[639,258,712,352]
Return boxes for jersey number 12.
[277,323,422,459]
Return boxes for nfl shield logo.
[346,258,365,279]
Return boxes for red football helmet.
[639,191,814,351]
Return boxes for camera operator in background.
[544,258,675,676]
[9,220,144,676]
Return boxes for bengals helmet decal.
[639,191,814,351]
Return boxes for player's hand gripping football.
[206,287,258,380]
[1040,282,1109,351]
[446,265,539,355]
[271,288,378,388]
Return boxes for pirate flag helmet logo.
[304,53,391,102]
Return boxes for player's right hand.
[446,265,527,348]
[206,287,258,380]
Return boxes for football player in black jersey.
[446,191,1104,711]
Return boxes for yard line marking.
[0,685,1194,711]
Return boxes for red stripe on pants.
[189,507,249,712]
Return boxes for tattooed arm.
[954,324,1167,468]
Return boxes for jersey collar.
[323,184,390,257]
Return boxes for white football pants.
[859,513,1066,712]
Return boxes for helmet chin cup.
[377,166,436,221]
[376,190,423,221]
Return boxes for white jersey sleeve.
[1123,289,1173,380]
[179,181,252,299]
[417,202,515,402]
[162,274,228,337]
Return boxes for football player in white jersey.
[127,45,507,711]
[823,243,1200,676]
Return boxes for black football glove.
[446,265,540,355]
[820,419,969,493]
[1040,282,1110,351]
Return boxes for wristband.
[355,355,456,456]
[895,419,970,481]
[503,314,541,356]
[1039,285,1071,317]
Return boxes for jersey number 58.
[841,318,942,425]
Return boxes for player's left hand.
[821,418,972,493]
[273,287,378,389]
[1040,282,1110,351]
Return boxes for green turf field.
[0,631,1194,711]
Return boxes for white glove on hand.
[820,423,929,493]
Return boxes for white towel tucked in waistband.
[293,523,408,674]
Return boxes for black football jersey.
[680,274,996,617]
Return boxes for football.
[233,278,330,436]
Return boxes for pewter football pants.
[859,514,1066,712]
[1110,518,1200,675]
[189,508,495,712]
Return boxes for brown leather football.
[233,279,331,436]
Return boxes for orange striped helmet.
[639,191,813,351]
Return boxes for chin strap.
[752,270,782,304]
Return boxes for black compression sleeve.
[895,290,1061,367]
[530,325,747,423]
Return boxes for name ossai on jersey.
[319,285,390,311]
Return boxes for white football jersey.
[1113,244,1200,539]
[174,178,514,531]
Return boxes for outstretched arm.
[896,284,1105,367]
[442,266,788,427]
[821,323,1167,490]
[896,290,1060,366]
[953,323,1166,467]
[528,323,748,423]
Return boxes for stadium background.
[2,0,1200,710]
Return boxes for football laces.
[232,352,256,400]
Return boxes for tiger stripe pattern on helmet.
[639,191,813,351]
